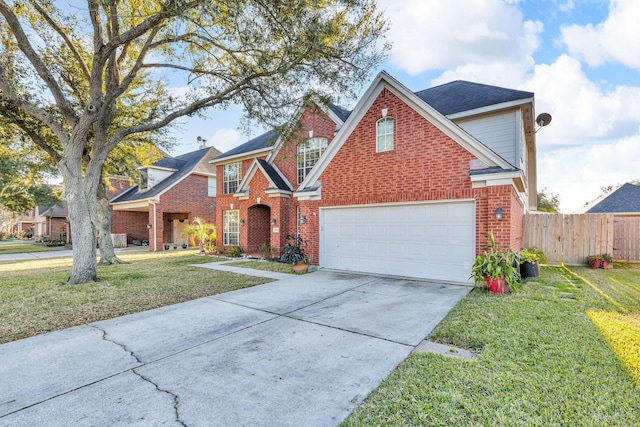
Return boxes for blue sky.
[169,0,640,213]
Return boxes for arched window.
[376,117,394,152]
[297,137,328,183]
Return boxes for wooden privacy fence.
[523,213,640,265]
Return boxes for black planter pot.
[520,261,539,278]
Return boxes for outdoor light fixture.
[146,224,152,229]
[300,215,306,224]
[240,219,245,226]
[495,207,503,221]
[271,218,277,225]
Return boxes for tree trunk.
[97,179,123,265]
[63,171,98,284]
[58,140,100,284]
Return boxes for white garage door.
[320,201,475,283]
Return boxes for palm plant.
[181,217,216,253]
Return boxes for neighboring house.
[582,183,640,214]
[39,202,70,244]
[110,146,221,251]
[213,71,541,283]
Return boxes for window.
[207,177,216,197]
[223,210,240,246]
[297,137,328,184]
[223,162,242,194]
[376,117,394,152]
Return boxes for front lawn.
[0,242,58,255]
[231,259,296,274]
[343,265,640,426]
[0,251,272,344]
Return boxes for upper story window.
[207,177,217,197]
[297,137,328,184]
[223,162,242,194]
[376,117,394,152]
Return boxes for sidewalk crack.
[88,325,143,365]
[133,369,187,427]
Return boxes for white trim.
[294,186,322,201]
[298,71,513,191]
[470,170,524,192]
[234,158,293,196]
[446,98,534,120]
[265,189,293,197]
[319,198,476,211]
[110,199,152,211]
[138,165,178,172]
[210,147,272,164]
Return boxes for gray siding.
[455,111,518,166]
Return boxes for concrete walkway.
[0,244,148,263]
[0,271,469,426]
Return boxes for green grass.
[0,251,271,344]
[343,265,640,426]
[231,260,295,274]
[0,242,58,255]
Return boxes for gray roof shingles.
[111,147,213,203]
[213,130,279,161]
[256,159,292,191]
[414,80,533,116]
[586,183,640,213]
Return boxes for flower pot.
[292,261,309,274]
[163,244,170,251]
[520,261,539,278]
[593,259,602,269]
[485,276,509,294]
[601,260,608,269]
[182,244,188,249]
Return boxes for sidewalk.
[0,245,147,263]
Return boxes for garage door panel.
[321,202,475,283]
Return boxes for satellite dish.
[197,136,202,142]
[536,113,552,127]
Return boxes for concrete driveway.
[0,271,469,426]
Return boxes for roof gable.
[298,71,515,192]
[110,146,219,204]
[234,158,293,198]
[586,183,640,213]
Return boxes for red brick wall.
[272,108,338,187]
[149,174,216,250]
[111,211,149,243]
[312,87,523,259]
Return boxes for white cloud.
[379,0,543,77]
[538,130,640,212]
[207,128,243,153]
[560,0,640,69]
[524,55,640,146]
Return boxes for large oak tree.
[0,0,388,283]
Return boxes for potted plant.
[600,253,613,269]
[280,235,309,273]
[518,247,546,278]
[588,255,602,269]
[470,233,521,294]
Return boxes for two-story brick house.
[110,146,221,250]
[213,71,541,283]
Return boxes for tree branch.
[29,0,91,81]
[0,0,79,126]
